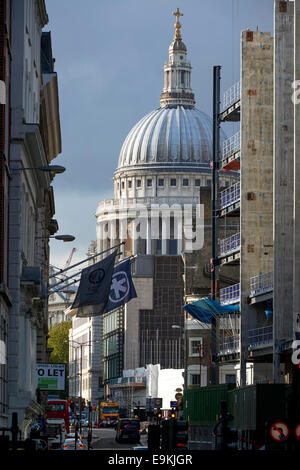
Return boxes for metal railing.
[219,232,240,257]
[219,283,240,305]
[248,326,273,349]
[249,272,273,297]
[219,334,240,355]
[222,81,241,111]
[219,326,273,355]
[108,376,146,385]
[222,130,240,159]
[220,183,240,210]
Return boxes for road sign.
[294,423,300,441]
[269,421,290,442]
[170,401,177,409]
[154,398,162,408]
[175,392,183,400]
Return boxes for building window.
[147,179,152,187]
[128,180,132,189]
[121,181,125,189]
[190,374,200,386]
[170,178,177,187]
[136,179,141,188]
[225,374,236,384]
[189,337,203,357]
[98,377,103,389]
[183,178,189,187]
[206,179,211,187]
[158,178,164,187]
[195,179,201,187]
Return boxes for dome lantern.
[160,8,195,108]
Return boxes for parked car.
[115,418,141,444]
[66,433,82,441]
[63,438,84,450]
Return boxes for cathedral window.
[128,180,132,189]
[147,179,152,187]
[170,178,177,187]
[137,179,141,188]
[158,178,164,187]
[181,71,185,85]
[183,178,189,187]
[169,239,178,255]
[121,181,125,189]
[195,179,201,187]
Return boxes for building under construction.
[184,0,300,451]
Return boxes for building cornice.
[37,0,49,28]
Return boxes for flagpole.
[48,242,125,280]
[48,250,131,293]
[47,278,79,296]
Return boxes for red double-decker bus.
[46,399,70,434]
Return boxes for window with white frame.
[189,337,203,357]
[190,374,200,386]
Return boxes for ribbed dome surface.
[117,106,215,170]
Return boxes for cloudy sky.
[46,0,273,269]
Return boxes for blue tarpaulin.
[183,297,239,324]
[265,310,273,320]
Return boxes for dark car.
[115,418,141,443]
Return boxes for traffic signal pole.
[79,344,83,434]
[211,65,222,385]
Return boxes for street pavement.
[81,427,147,450]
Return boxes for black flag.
[71,250,117,317]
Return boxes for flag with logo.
[105,258,137,314]
[71,250,117,317]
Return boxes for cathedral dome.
[117,106,214,171]
[115,8,224,175]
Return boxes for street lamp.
[36,234,76,242]
[50,235,75,242]
[11,164,66,174]
[171,324,185,378]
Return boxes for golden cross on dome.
[172,8,184,40]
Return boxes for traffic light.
[175,420,188,449]
[68,399,75,412]
[156,408,162,422]
[170,409,176,419]
[148,424,161,451]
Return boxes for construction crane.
[59,247,77,280]
[49,248,77,302]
